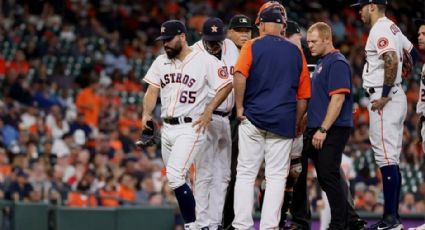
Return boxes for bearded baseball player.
[352,0,417,229]
[141,20,232,230]
[191,17,239,230]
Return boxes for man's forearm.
[321,94,345,130]
[382,51,398,86]
[234,72,247,110]
[205,83,233,113]
[142,86,159,118]
[296,99,308,125]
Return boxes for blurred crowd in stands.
[0,0,423,222]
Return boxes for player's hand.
[141,114,153,132]
[371,97,391,112]
[236,107,246,121]
[193,110,213,133]
[312,130,326,150]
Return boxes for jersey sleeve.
[143,56,162,88]
[297,50,311,100]
[206,56,232,92]
[401,34,413,52]
[373,23,399,56]
[328,61,351,96]
[234,39,253,77]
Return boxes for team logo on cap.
[161,27,166,33]
[240,18,248,23]
[211,25,218,33]
[377,37,389,49]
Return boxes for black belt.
[213,111,230,117]
[365,83,400,97]
[163,117,192,125]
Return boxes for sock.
[174,183,196,223]
[380,165,398,217]
[395,165,402,218]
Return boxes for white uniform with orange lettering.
[417,65,425,150]
[362,16,413,167]
[143,49,232,190]
[191,38,239,230]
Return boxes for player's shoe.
[349,218,367,230]
[408,223,425,230]
[365,215,403,230]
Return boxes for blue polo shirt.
[307,51,353,128]
[235,35,311,138]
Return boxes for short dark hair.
[376,4,386,12]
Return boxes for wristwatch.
[319,127,327,134]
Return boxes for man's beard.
[165,43,182,59]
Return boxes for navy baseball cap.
[202,18,225,42]
[156,20,187,41]
[286,20,301,35]
[259,7,284,24]
[351,0,388,7]
[229,15,252,29]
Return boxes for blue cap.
[259,7,284,24]
[156,20,187,41]
[351,0,388,7]
[202,18,226,42]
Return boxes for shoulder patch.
[377,37,389,49]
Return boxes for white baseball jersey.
[362,17,413,88]
[417,64,425,115]
[192,39,239,113]
[143,50,232,118]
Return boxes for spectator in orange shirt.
[7,50,29,75]
[75,75,102,128]
[67,178,97,207]
[98,176,119,207]
[118,105,141,133]
[117,173,136,205]
[123,70,143,93]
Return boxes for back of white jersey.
[192,39,239,113]
[144,50,232,118]
[417,64,425,115]
[362,17,413,88]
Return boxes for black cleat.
[365,215,403,230]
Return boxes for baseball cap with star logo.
[202,17,226,42]
[156,20,187,41]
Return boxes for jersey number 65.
[180,91,196,104]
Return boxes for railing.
[0,200,175,230]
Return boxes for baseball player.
[352,0,415,229]
[232,7,311,229]
[410,18,425,230]
[416,19,425,152]
[141,20,232,230]
[191,17,239,230]
[227,15,253,51]
[222,14,253,229]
